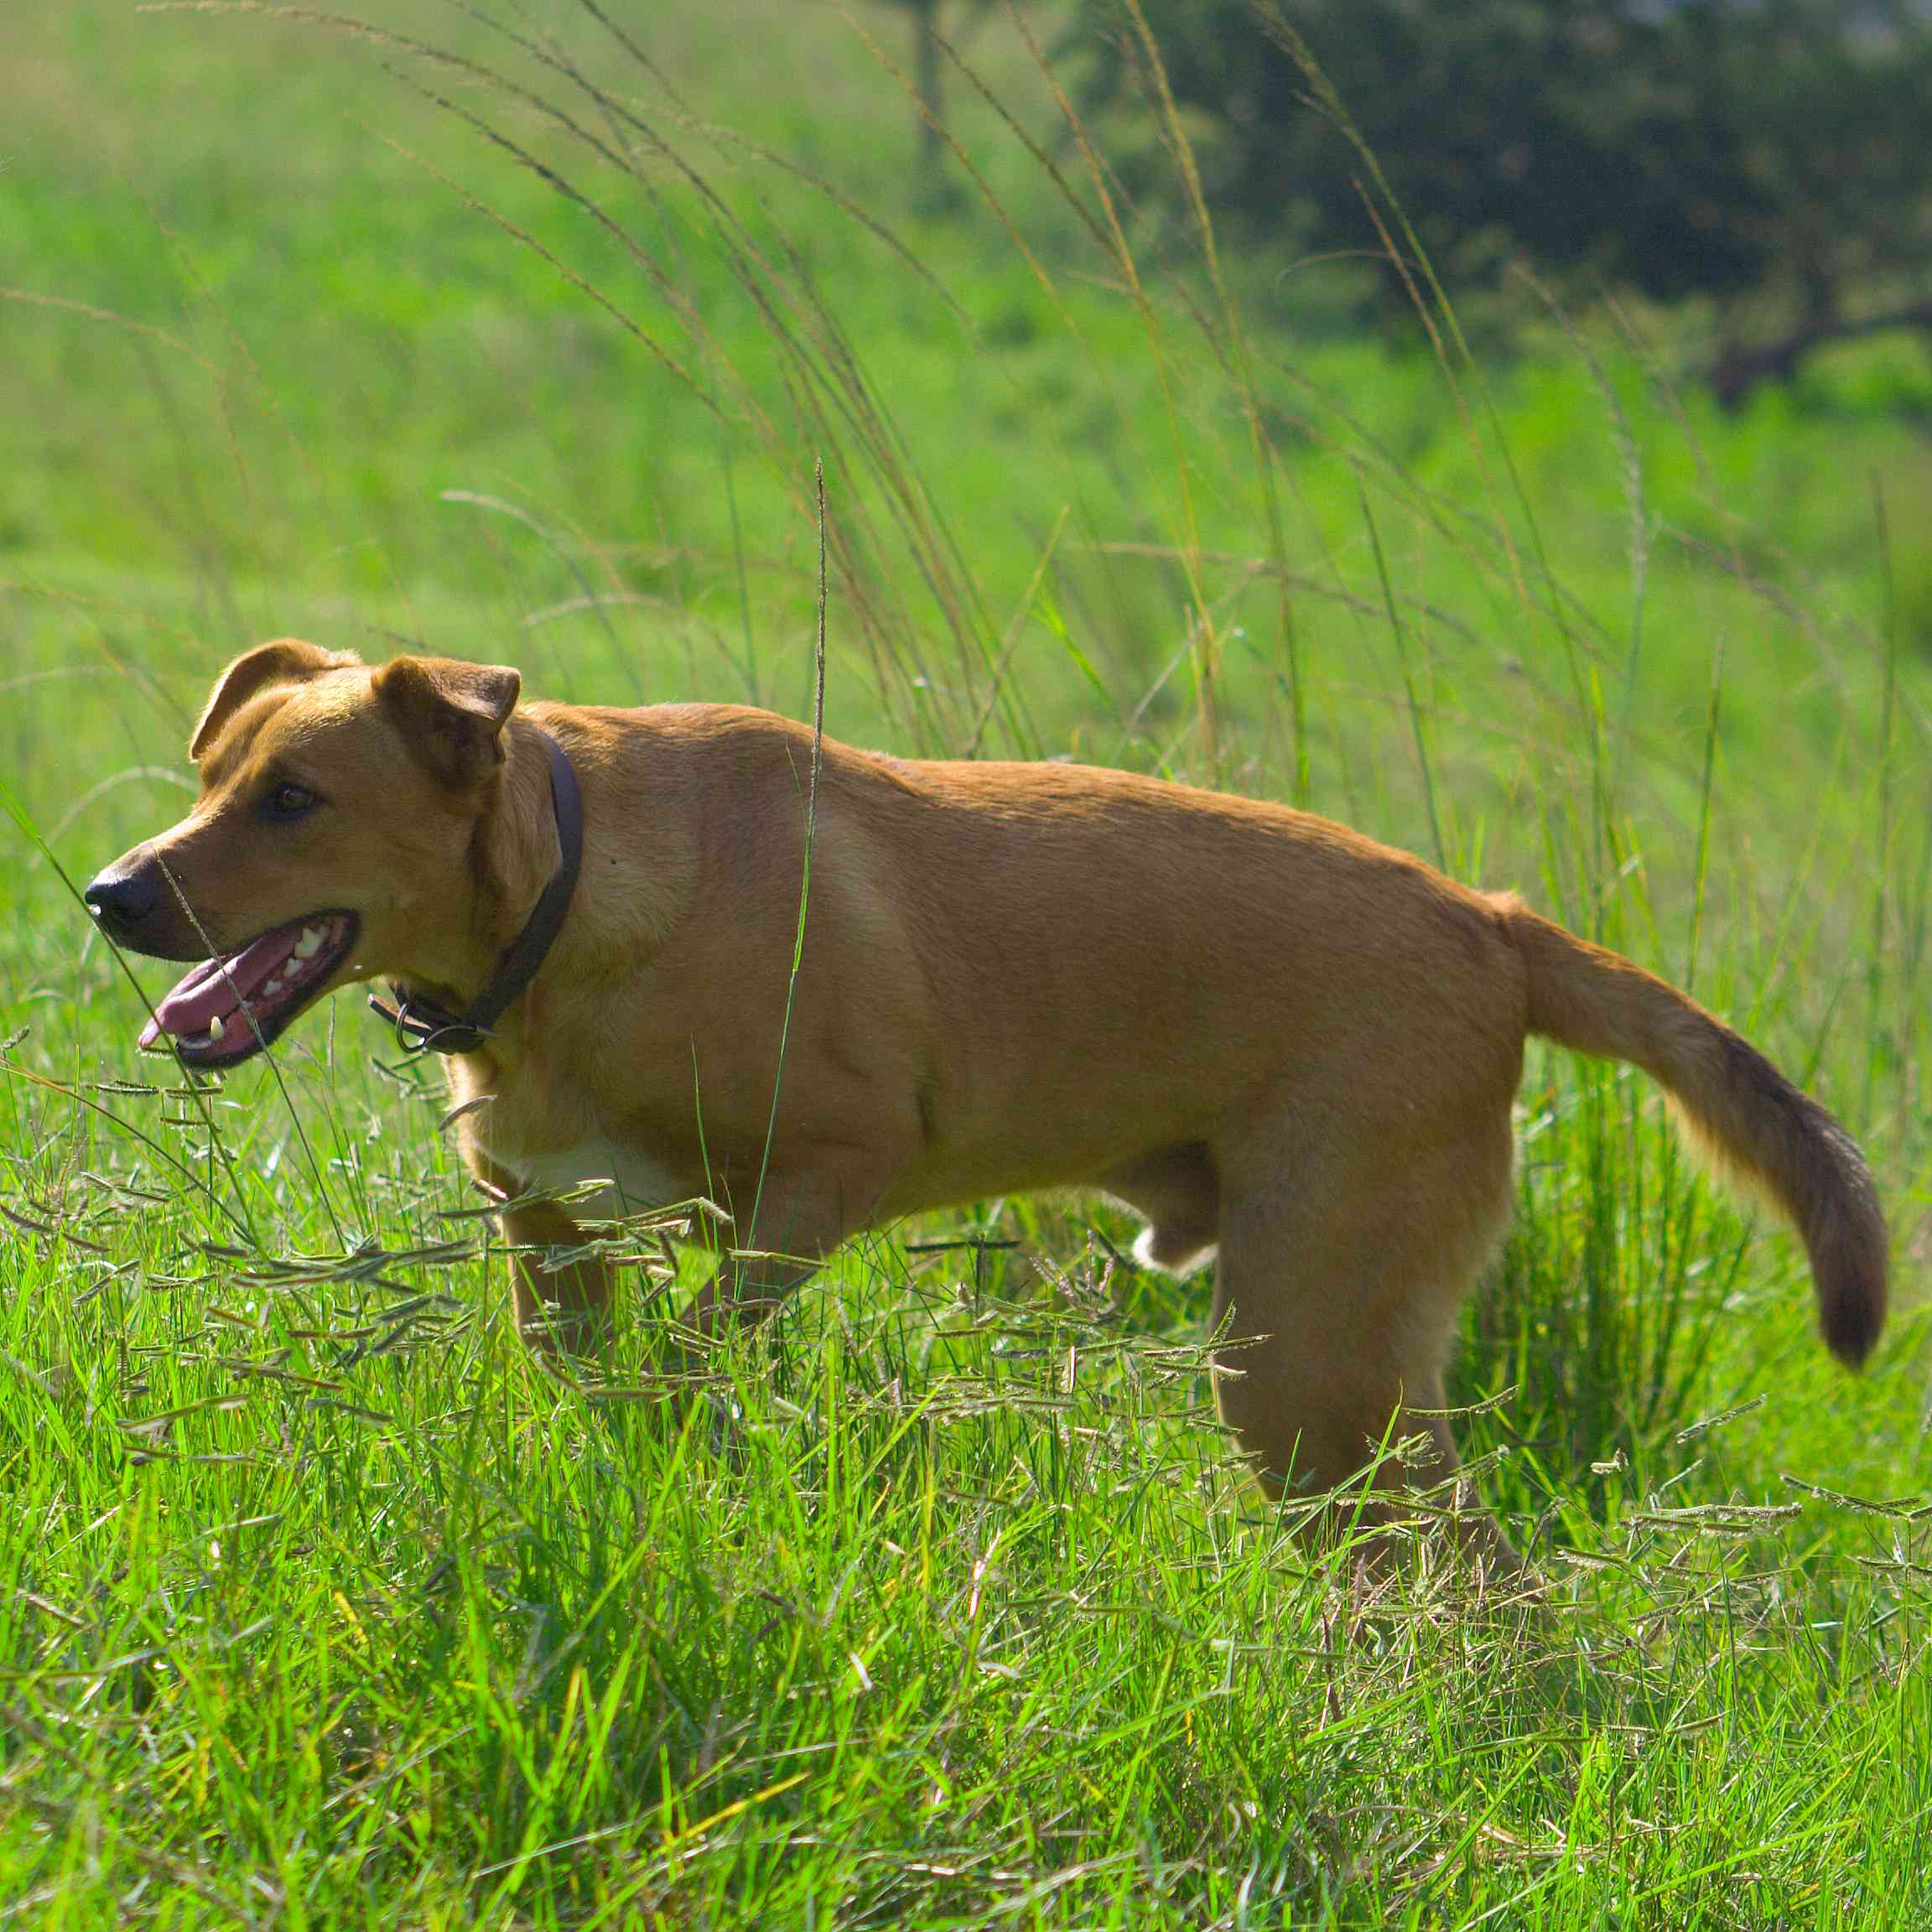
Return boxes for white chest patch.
[512,1135,684,1219]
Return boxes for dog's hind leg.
[1208,1094,1519,1567]
[1098,1142,1220,1273]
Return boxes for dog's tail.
[1500,896,1886,1365]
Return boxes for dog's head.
[86,641,526,1067]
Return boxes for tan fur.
[1503,902,1886,1363]
[96,646,1889,1555]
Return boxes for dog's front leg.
[683,1156,890,1339]
[502,1196,615,1356]
[468,1150,615,1356]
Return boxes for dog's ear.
[190,639,360,759]
[374,656,522,792]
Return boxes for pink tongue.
[152,926,304,1036]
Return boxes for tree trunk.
[912,0,949,208]
[1710,301,1932,410]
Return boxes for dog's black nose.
[84,863,160,940]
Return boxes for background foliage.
[1078,0,1932,331]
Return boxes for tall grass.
[1,1,1928,1923]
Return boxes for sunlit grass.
[2,1,1929,1924]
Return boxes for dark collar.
[368,726,584,1057]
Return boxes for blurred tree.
[1074,0,1932,393]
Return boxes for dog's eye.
[262,782,319,823]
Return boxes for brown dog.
[86,642,1887,1552]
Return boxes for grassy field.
[3,2,1932,1924]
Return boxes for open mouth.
[138,912,360,1067]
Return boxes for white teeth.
[294,927,324,958]
[262,978,283,996]
[208,1015,225,1041]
